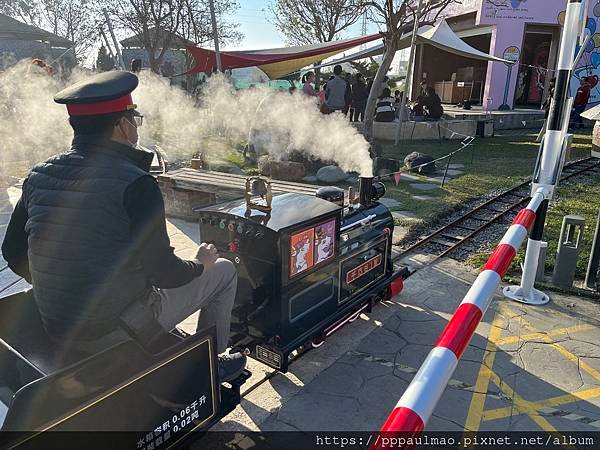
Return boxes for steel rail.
[393,157,600,263]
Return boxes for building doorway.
[514,31,553,107]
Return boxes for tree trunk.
[313,62,322,92]
[362,41,396,142]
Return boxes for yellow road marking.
[483,386,600,421]
[488,371,578,450]
[502,304,600,384]
[494,324,595,346]
[464,310,505,433]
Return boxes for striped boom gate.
[371,189,546,450]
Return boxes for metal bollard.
[585,210,600,290]
[552,215,585,289]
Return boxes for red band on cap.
[66,94,134,116]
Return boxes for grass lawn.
[379,132,593,223]
[466,173,600,280]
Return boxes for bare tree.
[0,0,101,62]
[270,0,367,84]
[179,0,240,48]
[178,0,241,78]
[270,0,367,45]
[39,0,101,61]
[107,0,240,74]
[0,0,40,25]
[106,0,186,73]
[362,0,456,141]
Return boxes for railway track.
[393,156,600,264]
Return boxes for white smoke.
[0,61,72,173]
[199,74,373,175]
[0,64,373,178]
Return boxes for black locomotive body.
[198,178,404,371]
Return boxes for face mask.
[121,118,139,148]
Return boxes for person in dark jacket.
[343,72,353,116]
[1,71,246,381]
[351,73,368,121]
[423,86,444,119]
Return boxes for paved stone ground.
[3,188,600,439]
[161,214,600,438]
[210,254,600,436]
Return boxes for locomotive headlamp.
[371,182,386,202]
[251,178,268,196]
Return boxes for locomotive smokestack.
[359,177,373,208]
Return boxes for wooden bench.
[157,168,319,221]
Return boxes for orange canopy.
[185,33,381,79]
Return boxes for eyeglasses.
[133,114,143,127]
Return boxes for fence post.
[441,155,452,188]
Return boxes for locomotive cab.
[198,177,403,371]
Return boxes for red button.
[228,240,239,252]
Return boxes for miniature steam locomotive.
[197,176,406,371]
[0,176,405,445]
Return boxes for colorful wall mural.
[442,0,600,110]
[563,2,600,108]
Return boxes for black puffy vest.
[23,136,154,339]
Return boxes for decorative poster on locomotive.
[290,219,337,278]
[314,219,335,265]
[290,228,315,277]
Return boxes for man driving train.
[1,71,246,382]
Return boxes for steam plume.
[0,64,373,178]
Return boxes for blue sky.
[231,0,379,50]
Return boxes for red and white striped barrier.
[372,189,546,449]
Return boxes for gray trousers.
[76,259,237,354]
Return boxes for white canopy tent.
[313,20,513,147]
[313,20,511,70]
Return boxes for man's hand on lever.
[195,243,219,271]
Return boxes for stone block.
[158,179,216,221]
[269,160,306,182]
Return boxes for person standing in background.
[325,65,348,112]
[302,71,318,97]
[351,73,368,122]
[571,76,590,130]
[343,72,353,117]
[536,77,555,143]
[130,59,142,73]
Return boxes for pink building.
[415,0,600,110]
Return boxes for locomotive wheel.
[311,335,326,348]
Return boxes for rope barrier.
[370,188,546,450]
[376,134,475,184]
